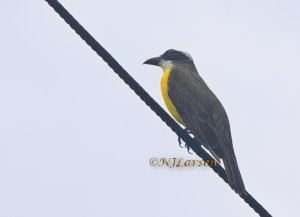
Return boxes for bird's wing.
[168,67,225,159]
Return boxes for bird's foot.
[178,128,193,154]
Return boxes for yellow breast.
[160,67,185,126]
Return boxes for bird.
[143,49,246,195]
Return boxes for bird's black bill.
[143,56,161,66]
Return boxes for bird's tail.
[222,148,247,196]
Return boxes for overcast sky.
[1,0,299,216]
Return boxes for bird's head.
[143,49,194,70]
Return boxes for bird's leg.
[178,128,193,154]
[178,128,190,147]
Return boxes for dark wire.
[44,0,271,216]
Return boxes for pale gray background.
[0,0,299,216]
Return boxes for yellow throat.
[160,66,185,126]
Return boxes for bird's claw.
[186,145,193,154]
[178,137,185,148]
